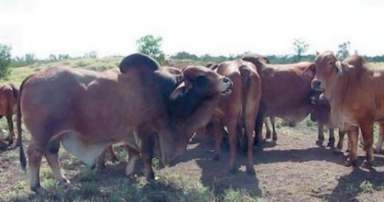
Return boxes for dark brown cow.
[99,66,183,176]
[243,56,316,144]
[17,53,233,192]
[312,51,384,168]
[209,59,261,174]
[310,93,346,149]
[0,84,18,147]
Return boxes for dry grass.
[0,60,383,201]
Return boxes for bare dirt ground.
[0,120,384,202]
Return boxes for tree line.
[1,36,384,79]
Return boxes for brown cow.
[99,66,184,176]
[312,51,384,168]
[0,84,18,147]
[310,93,346,149]
[16,53,233,192]
[210,59,261,174]
[243,55,316,144]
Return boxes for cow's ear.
[303,64,315,79]
[170,82,186,100]
[170,81,192,100]
[315,51,320,56]
[206,63,218,70]
[335,61,344,75]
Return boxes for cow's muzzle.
[221,77,233,95]
[311,80,324,92]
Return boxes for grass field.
[0,59,383,201]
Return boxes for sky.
[0,0,383,58]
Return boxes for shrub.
[0,44,11,78]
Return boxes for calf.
[0,83,18,147]
[310,94,346,149]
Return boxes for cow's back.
[20,66,173,144]
[0,84,16,115]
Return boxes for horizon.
[1,0,384,59]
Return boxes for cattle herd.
[0,51,383,193]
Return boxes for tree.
[136,35,165,64]
[49,54,58,61]
[336,41,351,60]
[0,44,11,78]
[24,53,36,64]
[292,39,309,62]
[84,51,97,58]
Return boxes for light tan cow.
[312,52,384,168]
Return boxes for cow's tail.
[239,65,252,151]
[17,75,33,171]
[9,83,19,100]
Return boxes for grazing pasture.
[0,58,384,201]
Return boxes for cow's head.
[242,54,269,73]
[170,65,232,100]
[167,65,233,161]
[311,51,347,93]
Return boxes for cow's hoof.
[95,162,106,171]
[272,137,277,142]
[316,140,323,147]
[212,154,220,161]
[336,144,343,150]
[111,156,119,163]
[229,168,237,175]
[265,132,271,139]
[344,159,357,168]
[327,142,335,148]
[373,149,382,154]
[246,166,255,176]
[31,185,45,194]
[333,150,343,155]
[146,172,155,181]
[362,161,374,170]
[0,141,7,151]
[62,177,71,184]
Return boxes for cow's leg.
[213,120,223,161]
[5,113,15,146]
[125,146,140,176]
[359,121,374,169]
[265,119,271,139]
[95,145,117,170]
[316,124,324,146]
[45,139,69,184]
[254,105,265,146]
[227,119,238,174]
[337,131,346,150]
[271,117,278,142]
[140,133,155,181]
[345,127,358,167]
[237,122,247,153]
[108,145,119,162]
[244,113,256,176]
[327,128,335,148]
[375,122,384,154]
[27,141,44,192]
